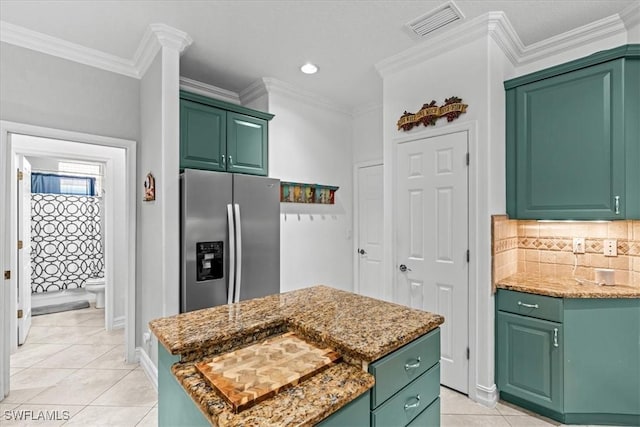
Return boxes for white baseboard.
[136,347,158,391]
[475,383,499,408]
[112,316,125,330]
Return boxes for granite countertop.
[497,272,640,298]
[149,285,444,362]
[149,285,444,426]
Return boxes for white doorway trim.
[391,120,478,401]
[353,160,385,299]
[0,121,137,400]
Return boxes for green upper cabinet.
[179,91,274,176]
[506,44,640,220]
[180,100,226,171]
[226,112,268,176]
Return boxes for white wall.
[0,43,139,142]
[353,105,383,164]
[263,90,354,293]
[138,53,164,365]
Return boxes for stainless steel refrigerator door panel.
[181,169,233,312]
[233,174,280,301]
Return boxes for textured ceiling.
[0,0,635,111]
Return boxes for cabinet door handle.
[553,328,559,348]
[404,356,421,371]
[517,301,539,309]
[229,155,233,165]
[404,394,420,411]
[615,196,620,215]
[221,154,226,165]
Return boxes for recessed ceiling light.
[300,63,318,74]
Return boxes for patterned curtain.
[31,194,104,293]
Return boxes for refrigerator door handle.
[226,204,236,305]
[234,203,242,303]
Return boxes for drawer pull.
[404,356,421,370]
[404,394,421,411]
[517,301,539,309]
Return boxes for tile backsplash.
[492,216,640,290]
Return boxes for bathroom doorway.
[0,121,137,401]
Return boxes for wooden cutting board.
[195,332,341,413]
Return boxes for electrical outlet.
[573,237,585,254]
[603,239,617,257]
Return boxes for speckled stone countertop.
[149,285,444,426]
[497,272,640,298]
[149,285,444,362]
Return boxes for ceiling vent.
[405,1,464,39]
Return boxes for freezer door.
[233,174,280,301]
[181,169,233,312]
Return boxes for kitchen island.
[149,285,444,426]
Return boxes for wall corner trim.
[180,77,241,104]
[474,383,499,408]
[136,347,158,392]
[241,77,353,117]
[135,23,193,78]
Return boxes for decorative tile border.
[517,237,640,256]
[494,237,518,254]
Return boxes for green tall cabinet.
[505,44,640,220]
[180,91,274,176]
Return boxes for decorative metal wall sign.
[143,172,156,201]
[31,194,104,293]
[397,97,468,131]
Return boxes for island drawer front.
[497,289,563,322]
[369,328,440,408]
[371,364,440,427]
[406,397,440,427]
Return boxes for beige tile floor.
[4,305,157,426]
[3,306,602,426]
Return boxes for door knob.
[399,264,412,272]
[358,248,366,255]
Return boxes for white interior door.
[17,156,32,345]
[396,130,469,393]
[356,164,384,300]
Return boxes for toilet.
[85,277,105,309]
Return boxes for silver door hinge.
[4,270,10,280]
[17,170,23,181]
[466,250,470,262]
[466,153,469,166]
[17,309,23,319]
[466,347,470,360]
[18,240,23,249]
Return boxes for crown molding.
[375,13,493,78]
[179,77,241,104]
[239,78,270,106]
[241,77,352,117]
[0,21,192,79]
[378,8,631,76]
[620,2,640,30]
[513,13,627,65]
[0,20,138,78]
[353,102,383,117]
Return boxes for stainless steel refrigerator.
[180,169,280,312]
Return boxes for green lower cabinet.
[316,390,370,427]
[158,346,209,427]
[496,311,563,414]
[496,290,640,425]
[406,397,440,427]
